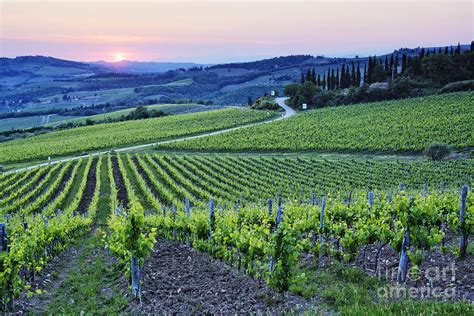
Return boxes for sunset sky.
[0,0,472,63]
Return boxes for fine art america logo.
[377,263,457,300]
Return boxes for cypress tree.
[420,47,425,59]
[351,62,356,86]
[389,54,394,73]
[471,41,474,52]
[444,46,449,54]
[401,54,407,74]
[438,47,442,54]
[357,62,361,86]
[336,68,340,89]
[363,63,367,84]
[385,56,389,76]
[346,65,355,87]
[450,46,454,55]
[317,74,321,86]
[455,42,461,54]
[327,68,331,90]
[306,69,311,82]
[331,68,336,90]
[300,72,305,84]
[394,54,399,78]
[340,65,346,88]
[322,74,326,90]
[367,57,373,84]
[311,68,316,84]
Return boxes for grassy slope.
[158,92,474,154]
[0,115,80,132]
[45,103,211,127]
[0,108,277,165]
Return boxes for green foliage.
[0,109,276,164]
[425,143,452,161]
[269,221,300,292]
[159,92,474,153]
[439,80,474,94]
[251,97,279,110]
[421,53,473,84]
[284,83,299,97]
[107,199,156,276]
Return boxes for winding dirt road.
[10,98,294,173]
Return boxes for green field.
[46,103,220,126]
[0,114,80,132]
[0,108,277,164]
[158,92,474,154]
[0,104,221,132]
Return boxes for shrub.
[439,80,474,94]
[425,144,452,161]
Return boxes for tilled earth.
[130,239,315,314]
[353,240,474,303]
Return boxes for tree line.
[285,42,473,109]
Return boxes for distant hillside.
[1,42,471,113]
[91,60,209,73]
[0,55,102,77]
[207,55,313,71]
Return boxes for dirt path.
[14,228,129,314]
[130,238,314,314]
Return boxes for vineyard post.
[131,256,140,300]
[319,196,326,266]
[184,198,190,217]
[269,197,283,273]
[310,192,315,206]
[368,191,373,208]
[459,185,468,258]
[423,176,427,198]
[1,222,12,311]
[275,196,282,227]
[209,198,215,240]
[57,209,61,217]
[172,204,177,240]
[399,183,405,191]
[440,179,444,194]
[268,199,273,217]
[397,226,410,283]
[0,222,6,252]
[161,204,166,216]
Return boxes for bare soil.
[111,156,129,208]
[77,158,98,213]
[130,238,315,314]
[353,239,474,303]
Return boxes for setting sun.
[114,52,125,62]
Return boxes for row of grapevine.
[108,186,472,297]
[158,91,474,153]
[101,153,472,298]
[1,152,471,305]
[0,156,103,311]
[0,108,277,164]
[103,154,472,211]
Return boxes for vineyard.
[0,153,472,313]
[0,108,277,164]
[157,92,474,154]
